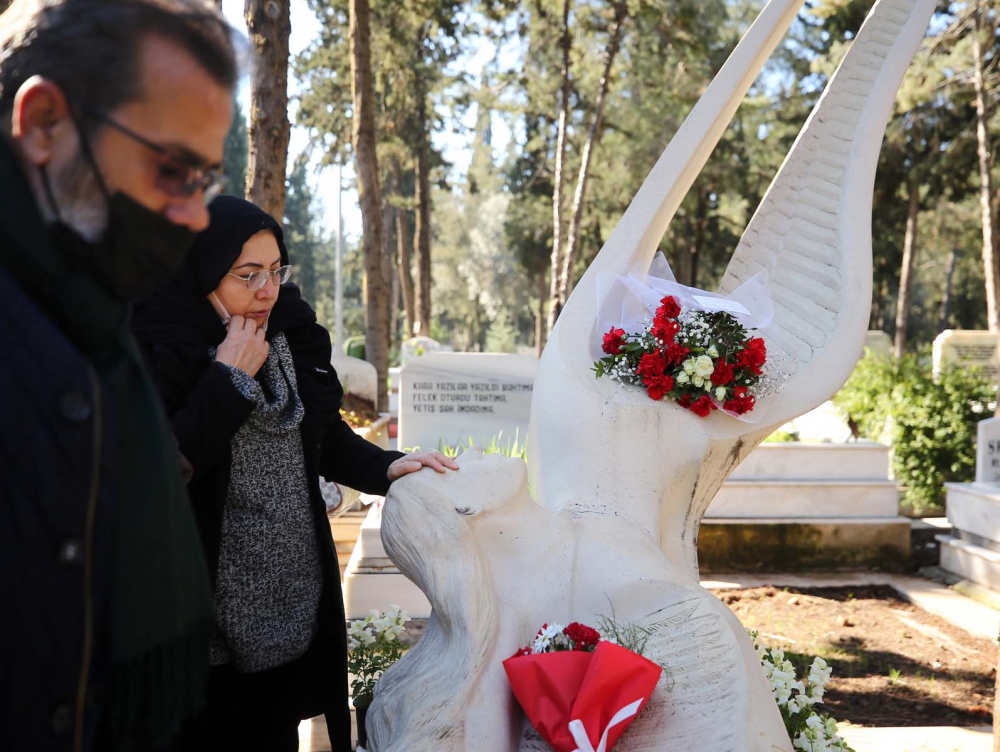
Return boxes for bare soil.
[714,585,996,727]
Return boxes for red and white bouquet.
[503,622,662,752]
[593,294,767,418]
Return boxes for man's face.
[13,33,232,238]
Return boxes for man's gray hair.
[0,0,240,133]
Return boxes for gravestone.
[398,353,537,452]
[331,354,377,407]
[361,1,936,749]
[940,409,1000,589]
[932,330,999,380]
[400,336,452,367]
[864,330,892,357]
[976,417,1000,484]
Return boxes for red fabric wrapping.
[503,642,662,752]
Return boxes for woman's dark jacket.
[132,196,403,750]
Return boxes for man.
[0,1,237,749]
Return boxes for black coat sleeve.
[319,418,404,496]
[137,338,253,486]
[168,362,255,484]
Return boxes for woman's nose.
[257,275,279,299]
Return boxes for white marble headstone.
[933,330,999,380]
[400,336,452,366]
[976,417,1000,484]
[398,353,537,452]
[864,330,892,357]
[331,354,377,406]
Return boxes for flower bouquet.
[594,293,767,418]
[503,622,662,752]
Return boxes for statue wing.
[718,0,936,429]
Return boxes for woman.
[133,196,455,751]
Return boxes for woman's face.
[210,229,282,325]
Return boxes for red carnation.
[688,395,717,418]
[510,646,532,658]
[651,317,680,345]
[644,374,675,402]
[735,337,767,375]
[564,622,601,649]
[724,393,756,415]
[602,327,627,356]
[663,341,690,365]
[656,295,682,319]
[677,394,693,409]
[710,361,734,386]
[637,352,674,401]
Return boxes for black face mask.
[43,117,197,301]
[49,191,196,301]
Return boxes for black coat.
[0,143,212,750]
[0,260,114,751]
[138,292,402,751]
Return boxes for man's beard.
[46,150,108,243]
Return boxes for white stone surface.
[367,1,936,750]
[976,417,1000,483]
[708,480,899,518]
[836,725,992,752]
[932,329,999,380]
[331,354,377,406]
[864,330,892,357]
[397,353,537,452]
[400,336,452,366]
[728,442,890,480]
[939,535,1000,592]
[945,482,1000,544]
[777,401,854,443]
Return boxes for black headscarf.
[133,196,332,413]
[135,195,313,348]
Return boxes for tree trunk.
[556,0,627,307]
[350,0,390,411]
[545,0,573,342]
[413,92,432,336]
[939,248,956,334]
[690,183,710,288]
[894,174,920,359]
[392,158,416,339]
[535,269,547,358]
[973,8,999,333]
[383,197,398,352]
[244,0,290,220]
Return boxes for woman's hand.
[216,315,269,377]
[387,450,460,482]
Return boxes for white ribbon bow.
[567,698,644,752]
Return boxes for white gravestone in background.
[933,330,999,380]
[400,336,452,367]
[398,353,537,452]
[367,1,936,751]
[330,354,377,406]
[865,330,892,357]
[942,416,1000,589]
[976,417,1000,484]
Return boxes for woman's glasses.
[228,265,294,291]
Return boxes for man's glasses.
[228,265,294,291]
[73,102,227,204]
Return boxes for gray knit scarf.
[209,333,323,672]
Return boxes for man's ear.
[11,76,73,168]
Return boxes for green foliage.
[833,350,996,512]
[406,430,528,462]
[485,307,519,353]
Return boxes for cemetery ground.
[716,584,994,727]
